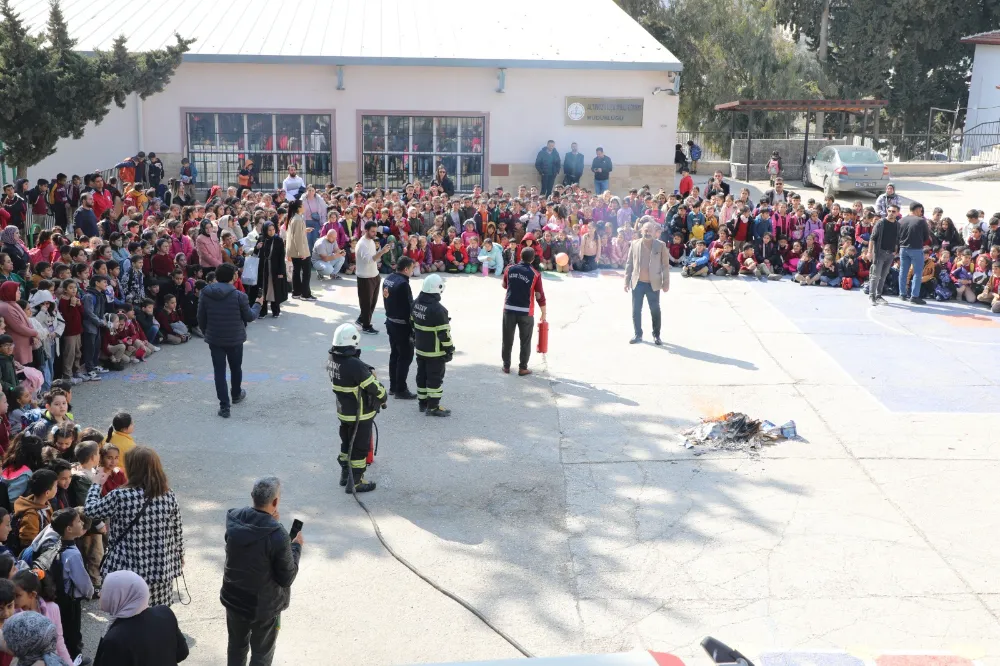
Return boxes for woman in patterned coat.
[85,446,184,606]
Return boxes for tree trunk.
[816,0,831,138]
[15,165,26,179]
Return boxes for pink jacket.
[195,231,223,268]
[0,299,37,364]
[29,600,74,664]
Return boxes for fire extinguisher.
[536,320,549,354]
[366,422,379,464]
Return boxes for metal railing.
[677,127,1000,165]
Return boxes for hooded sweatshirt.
[220,506,301,622]
[14,493,52,546]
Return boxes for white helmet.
[421,273,444,294]
[332,323,360,348]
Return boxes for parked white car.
[804,145,891,197]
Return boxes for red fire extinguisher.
[536,320,549,354]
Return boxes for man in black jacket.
[563,142,584,186]
[222,476,303,666]
[382,257,417,399]
[198,264,263,419]
[534,140,561,197]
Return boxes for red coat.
[446,245,467,263]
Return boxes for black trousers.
[501,312,534,370]
[290,257,312,298]
[356,276,381,328]
[211,343,244,408]
[227,609,279,666]
[386,321,414,393]
[540,174,556,196]
[631,281,661,338]
[416,357,446,408]
[339,418,373,469]
[57,596,82,659]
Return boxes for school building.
[18,0,682,194]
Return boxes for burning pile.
[682,412,797,456]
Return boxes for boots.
[426,406,451,417]
[345,467,376,494]
[418,400,427,413]
[339,463,349,487]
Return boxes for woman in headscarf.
[93,571,189,666]
[217,214,244,241]
[194,219,223,268]
[0,280,38,364]
[253,222,288,318]
[84,447,184,608]
[1,610,71,666]
[1,227,29,274]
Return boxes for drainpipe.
[136,92,144,152]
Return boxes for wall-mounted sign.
[565,97,644,127]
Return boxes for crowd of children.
[662,185,1000,311]
[0,390,138,664]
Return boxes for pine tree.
[0,0,193,176]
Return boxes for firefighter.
[412,273,454,417]
[328,323,387,493]
[382,256,417,399]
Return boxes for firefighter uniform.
[412,287,454,416]
[382,269,415,397]
[328,327,387,493]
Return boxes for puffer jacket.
[197,282,261,347]
[220,507,301,622]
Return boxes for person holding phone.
[221,476,303,666]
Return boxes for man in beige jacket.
[624,218,671,345]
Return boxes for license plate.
[855,181,877,187]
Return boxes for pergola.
[713,99,889,181]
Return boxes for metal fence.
[677,126,1000,165]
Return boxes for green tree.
[0,0,193,176]
[646,0,821,139]
[773,0,1000,134]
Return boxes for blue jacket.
[197,282,261,347]
[687,250,710,269]
[478,244,504,274]
[751,215,773,242]
[686,212,706,233]
[81,287,107,335]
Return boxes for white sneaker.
[85,372,101,382]
[129,357,140,364]
[151,346,161,352]
[95,366,110,374]
[70,377,83,386]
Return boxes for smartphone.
[289,519,303,540]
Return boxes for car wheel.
[823,177,835,198]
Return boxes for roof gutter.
[175,53,683,72]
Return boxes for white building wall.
[965,44,1000,133]
[29,61,679,185]
[27,98,139,182]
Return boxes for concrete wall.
[965,44,1000,134]
[729,138,847,180]
[29,61,680,190]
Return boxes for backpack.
[28,540,73,602]
[5,509,28,556]
[841,277,854,290]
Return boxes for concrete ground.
[72,211,1000,666]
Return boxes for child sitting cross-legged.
[682,240,710,277]
[794,250,821,285]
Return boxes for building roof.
[9,0,681,71]
[961,29,1000,45]
[715,99,888,113]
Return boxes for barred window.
[361,114,484,193]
